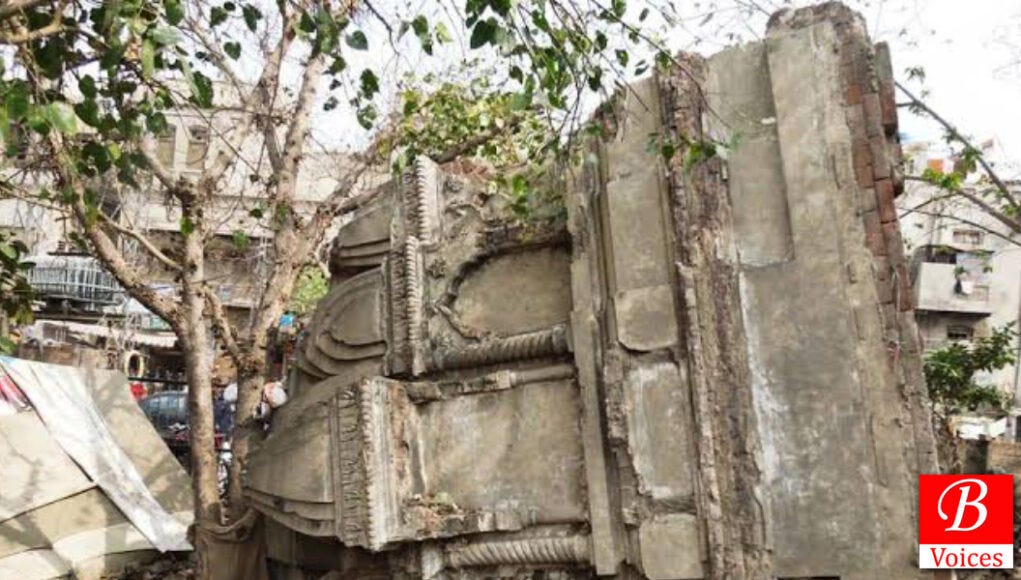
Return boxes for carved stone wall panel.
[386,157,575,379]
[332,378,409,551]
[623,361,695,503]
[565,71,702,576]
[613,285,677,352]
[295,269,386,390]
[565,150,624,575]
[451,247,571,337]
[330,191,394,274]
[416,379,586,523]
[316,373,593,556]
[636,514,702,580]
[246,403,334,520]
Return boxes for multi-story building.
[0,93,355,382]
[897,141,1021,439]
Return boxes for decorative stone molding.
[333,380,397,551]
[445,536,591,568]
[427,326,570,372]
[402,157,441,244]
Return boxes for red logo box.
[919,474,1014,569]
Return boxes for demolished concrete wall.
[246,3,938,578]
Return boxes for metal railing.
[27,255,122,305]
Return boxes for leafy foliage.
[382,69,568,221]
[386,70,550,173]
[0,232,35,354]
[290,266,328,315]
[924,325,1016,417]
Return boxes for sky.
[877,0,1021,170]
[654,0,1021,169]
[288,0,1021,174]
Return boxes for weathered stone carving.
[249,4,938,578]
[445,536,591,568]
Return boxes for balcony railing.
[27,255,122,306]
[914,262,993,316]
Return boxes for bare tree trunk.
[226,345,268,519]
[181,211,222,578]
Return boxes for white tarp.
[0,357,191,552]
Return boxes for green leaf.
[328,57,346,74]
[210,6,228,27]
[345,30,367,50]
[192,72,214,107]
[611,0,626,19]
[0,336,16,355]
[44,102,78,134]
[180,216,195,235]
[242,4,261,32]
[141,39,155,79]
[435,22,452,43]
[78,76,97,99]
[0,243,17,261]
[182,61,214,107]
[356,103,377,129]
[299,10,316,33]
[5,84,30,121]
[313,8,339,54]
[470,18,498,49]
[224,41,241,60]
[150,26,180,46]
[359,69,379,98]
[231,229,250,251]
[509,91,531,111]
[411,15,432,54]
[165,0,184,25]
[74,99,100,127]
[615,49,629,67]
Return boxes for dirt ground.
[107,553,194,579]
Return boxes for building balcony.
[914,262,993,316]
[28,255,122,307]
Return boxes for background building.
[897,140,1021,439]
[0,93,354,387]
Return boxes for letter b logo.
[937,479,988,532]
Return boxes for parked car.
[139,391,188,434]
[139,391,231,474]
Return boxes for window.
[185,126,209,171]
[952,229,984,246]
[947,325,974,341]
[155,126,177,169]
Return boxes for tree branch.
[896,81,1021,216]
[905,176,1021,237]
[248,164,374,344]
[97,212,181,272]
[271,49,327,205]
[252,15,298,174]
[910,208,1021,249]
[0,0,49,20]
[0,21,69,43]
[204,286,242,362]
